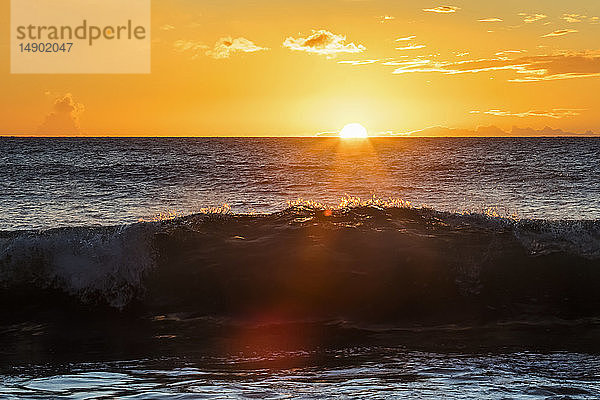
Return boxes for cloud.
[338,59,379,65]
[401,125,595,137]
[392,35,425,51]
[392,57,522,74]
[395,36,416,41]
[495,49,526,58]
[173,40,209,59]
[396,44,426,51]
[518,13,547,23]
[511,51,600,82]
[390,51,600,82]
[38,93,84,135]
[378,15,395,23]
[562,14,589,23]
[423,6,460,13]
[386,58,432,67]
[478,18,503,22]
[283,30,365,57]
[174,37,267,59]
[206,37,268,59]
[542,29,578,38]
[160,24,175,31]
[470,108,586,119]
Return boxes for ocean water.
[1,137,600,398]
[2,137,600,229]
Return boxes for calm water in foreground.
[3,348,600,399]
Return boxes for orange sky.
[1,0,600,136]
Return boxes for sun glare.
[339,123,368,139]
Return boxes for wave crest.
[1,202,600,324]
[0,223,157,308]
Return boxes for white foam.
[0,223,157,307]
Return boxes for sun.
[339,123,368,139]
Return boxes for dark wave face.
[2,205,600,327]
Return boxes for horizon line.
[1,135,599,139]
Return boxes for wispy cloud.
[283,30,365,57]
[378,15,395,23]
[393,35,425,51]
[159,24,175,31]
[390,51,600,82]
[396,44,426,51]
[173,40,209,59]
[542,29,578,38]
[560,13,599,23]
[386,58,432,68]
[423,6,460,14]
[495,50,527,58]
[562,14,586,23]
[206,37,268,59]
[174,37,267,59]
[470,108,586,119]
[518,13,547,23]
[401,125,595,137]
[478,18,503,22]
[338,59,379,66]
[395,35,416,42]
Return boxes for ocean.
[1,137,600,398]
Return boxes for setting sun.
[340,123,368,139]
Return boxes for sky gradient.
[1,0,599,136]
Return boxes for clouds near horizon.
[471,109,585,119]
[38,94,84,135]
[401,125,595,137]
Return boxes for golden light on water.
[339,123,368,139]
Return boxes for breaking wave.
[2,200,600,326]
